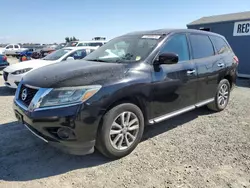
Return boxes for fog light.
[57,127,74,140]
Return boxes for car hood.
[3,59,55,73]
[22,60,128,88]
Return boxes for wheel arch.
[219,67,236,89]
[223,74,233,88]
[103,94,149,124]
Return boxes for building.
[187,11,250,78]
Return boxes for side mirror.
[155,53,179,65]
[66,56,74,61]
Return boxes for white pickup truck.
[0,44,29,56]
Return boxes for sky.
[0,0,249,43]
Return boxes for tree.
[65,37,70,43]
[72,36,77,41]
[65,36,79,43]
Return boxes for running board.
[195,98,214,108]
[149,98,214,124]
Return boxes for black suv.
[13,29,238,159]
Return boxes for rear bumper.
[13,99,102,155]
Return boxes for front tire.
[207,79,231,111]
[96,103,144,159]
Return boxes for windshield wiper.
[85,59,109,62]
[115,59,124,63]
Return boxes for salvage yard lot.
[0,58,250,188]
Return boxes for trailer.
[187,11,250,78]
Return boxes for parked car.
[13,29,238,159]
[0,55,9,70]
[0,44,29,56]
[39,43,66,58]
[3,47,91,88]
[16,49,34,62]
[65,40,107,48]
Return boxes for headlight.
[39,85,102,108]
[12,68,33,75]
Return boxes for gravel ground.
[0,58,250,188]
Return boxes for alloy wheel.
[218,83,229,108]
[109,111,140,150]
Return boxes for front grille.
[3,71,8,81]
[18,84,38,106]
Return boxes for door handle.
[187,70,196,75]
[217,63,225,67]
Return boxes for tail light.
[233,55,239,64]
[21,56,27,61]
[3,56,7,61]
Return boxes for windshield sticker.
[142,35,161,39]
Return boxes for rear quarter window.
[210,36,232,54]
[90,42,103,47]
[189,34,214,59]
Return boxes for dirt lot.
[0,58,250,188]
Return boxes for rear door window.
[14,45,19,48]
[160,34,190,61]
[77,43,87,47]
[210,36,231,54]
[68,49,87,59]
[189,34,214,59]
[90,42,103,47]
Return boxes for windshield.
[84,35,162,63]
[54,45,64,50]
[43,49,72,61]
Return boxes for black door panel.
[149,33,198,119]
[150,62,197,118]
[188,34,222,102]
[194,56,221,102]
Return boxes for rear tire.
[96,103,144,159]
[207,79,231,112]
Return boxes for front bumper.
[13,99,102,155]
